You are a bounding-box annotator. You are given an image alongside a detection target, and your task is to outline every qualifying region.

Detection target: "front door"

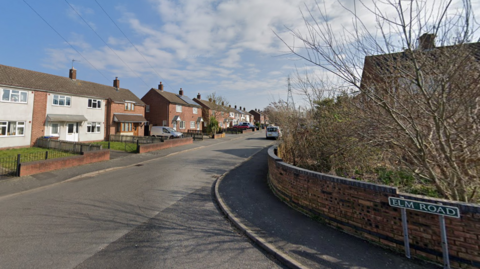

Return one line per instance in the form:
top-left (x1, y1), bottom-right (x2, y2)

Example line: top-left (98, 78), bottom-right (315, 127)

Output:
top-left (133, 124), bottom-right (139, 136)
top-left (66, 123), bottom-right (78, 141)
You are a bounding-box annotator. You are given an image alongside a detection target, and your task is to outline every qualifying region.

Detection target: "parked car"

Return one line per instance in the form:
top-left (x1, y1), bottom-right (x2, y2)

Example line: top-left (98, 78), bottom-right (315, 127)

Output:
top-left (150, 126), bottom-right (183, 138)
top-left (266, 126), bottom-right (281, 139)
top-left (233, 122), bottom-right (256, 130)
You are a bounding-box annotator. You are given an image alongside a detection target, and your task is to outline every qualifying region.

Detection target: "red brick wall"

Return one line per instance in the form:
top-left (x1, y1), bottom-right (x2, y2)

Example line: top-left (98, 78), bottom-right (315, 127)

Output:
top-left (268, 146), bottom-right (480, 269)
top-left (19, 149), bottom-right (110, 176)
top-left (31, 91), bottom-right (48, 146)
top-left (106, 101), bottom-right (145, 137)
top-left (137, 137), bottom-right (193, 153)
top-left (142, 89), bottom-right (170, 127)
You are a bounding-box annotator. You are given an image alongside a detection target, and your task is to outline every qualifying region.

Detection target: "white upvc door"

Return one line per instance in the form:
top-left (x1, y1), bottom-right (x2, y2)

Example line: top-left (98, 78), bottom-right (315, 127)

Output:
top-left (66, 123), bottom-right (78, 142)
top-left (172, 121), bottom-right (177, 130)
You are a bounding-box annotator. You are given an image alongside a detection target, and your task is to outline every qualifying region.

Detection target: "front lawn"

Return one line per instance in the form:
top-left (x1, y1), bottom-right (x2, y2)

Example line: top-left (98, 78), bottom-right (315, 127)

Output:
top-left (91, 141), bottom-right (138, 153)
top-left (0, 147), bottom-right (75, 161)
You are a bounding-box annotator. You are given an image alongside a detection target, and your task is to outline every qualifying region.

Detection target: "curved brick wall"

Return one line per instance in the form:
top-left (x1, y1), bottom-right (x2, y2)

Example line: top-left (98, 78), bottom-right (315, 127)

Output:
top-left (267, 146), bottom-right (480, 268)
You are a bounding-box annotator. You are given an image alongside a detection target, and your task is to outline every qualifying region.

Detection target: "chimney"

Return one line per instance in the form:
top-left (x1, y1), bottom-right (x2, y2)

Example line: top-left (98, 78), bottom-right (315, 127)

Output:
top-left (222, 102), bottom-right (224, 106)
top-left (213, 100), bottom-right (216, 104)
top-left (418, 33), bottom-right (436, 50)
top-left (235, 105), bottom-right (237, 109)
top-left (69, 68), bottom-right (76, 80)
top-left (243, 107), bottom-right (246, 111)
top-left (239, 106), bottom-right (242, 110)
top-left (113, 77), bottom-right (120, 89)
top-left (209, 98), bottom-right (213, 102)
top-left (197, 93), bottom-right (201, 99)
top-left (229, 105), bottom-right (231, 108)
top-left (158, 82), bottom-right (164, 91)
top-left (179, 88), bottom-right (184, 96)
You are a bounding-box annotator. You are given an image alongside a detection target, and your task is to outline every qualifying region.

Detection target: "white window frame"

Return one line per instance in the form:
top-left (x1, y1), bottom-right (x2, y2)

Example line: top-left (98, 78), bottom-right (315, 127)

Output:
top-left (88, 99), bottom-right (102, 109)
top-left (87, 122), bottom-right (101, 133)
top-left (0, 121), bottom-right (25, 137)
top-left (229, 112), bottom-right (234, 117)
top-left (176, 105), bottom-right (182, 112)
top-left (53, 95), bottom-right (71, 106)
top-left (124, 102), bottom-right (135, 111)
top-left (190, 121), bottom-right (195, 128)
top-left (51, 123), bottom-right (59, 136)
top-left (162, 120), bottom-right (167, 126)
top-left (193, 107), bottom-right (198, 114)
top-left (179, 121), bottom-right (185, 129)
top-left (1, 89), bottom-right (28, 103)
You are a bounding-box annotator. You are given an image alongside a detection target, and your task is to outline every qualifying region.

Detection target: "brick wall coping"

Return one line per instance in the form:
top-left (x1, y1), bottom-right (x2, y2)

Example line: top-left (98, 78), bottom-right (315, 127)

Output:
top-left (268, 145), bottom-right (480, 214)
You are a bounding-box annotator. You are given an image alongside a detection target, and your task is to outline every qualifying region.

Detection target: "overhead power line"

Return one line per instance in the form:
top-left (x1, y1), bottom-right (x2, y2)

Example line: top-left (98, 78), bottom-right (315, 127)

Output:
top-left (93, 0), bottom-right (172, 91)
top-left (22, 0), bottom-right (110, 82)
top-left (65, 0), bottom-right (150, 87)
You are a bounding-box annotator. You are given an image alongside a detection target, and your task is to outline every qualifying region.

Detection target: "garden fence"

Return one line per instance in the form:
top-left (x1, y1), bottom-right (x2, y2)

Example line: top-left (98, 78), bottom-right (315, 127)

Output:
top-left (36, 138), bottom-right (102, 153)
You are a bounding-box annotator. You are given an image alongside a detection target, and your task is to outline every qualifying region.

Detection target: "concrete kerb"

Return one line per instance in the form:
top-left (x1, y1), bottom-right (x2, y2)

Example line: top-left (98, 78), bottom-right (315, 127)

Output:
top-left (213, 146), bottom-right (307, 269)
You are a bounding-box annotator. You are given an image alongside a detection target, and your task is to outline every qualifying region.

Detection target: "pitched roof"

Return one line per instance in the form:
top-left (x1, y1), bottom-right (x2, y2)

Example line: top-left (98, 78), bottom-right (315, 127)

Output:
top-left (153, 89), bottom-right (201, 107)
top-left (0, 64), bottom-right (144, 105)
top-left (193, 98), bottom-right (229, 111)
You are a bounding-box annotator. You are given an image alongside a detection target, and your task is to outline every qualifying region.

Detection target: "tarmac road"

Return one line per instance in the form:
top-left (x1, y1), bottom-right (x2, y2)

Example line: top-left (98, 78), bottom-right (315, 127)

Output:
top-left (0, 131), bottom-right (281, 268)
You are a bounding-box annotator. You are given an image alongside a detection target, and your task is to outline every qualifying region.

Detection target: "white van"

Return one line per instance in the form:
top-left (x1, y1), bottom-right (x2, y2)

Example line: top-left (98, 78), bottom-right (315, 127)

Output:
top-left (150, 126), bottom-right (183, 138)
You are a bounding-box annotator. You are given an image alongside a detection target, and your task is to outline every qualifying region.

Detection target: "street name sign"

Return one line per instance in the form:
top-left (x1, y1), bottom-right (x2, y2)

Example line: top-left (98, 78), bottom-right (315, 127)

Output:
top-left (388, 197), bottom-right (460, 218)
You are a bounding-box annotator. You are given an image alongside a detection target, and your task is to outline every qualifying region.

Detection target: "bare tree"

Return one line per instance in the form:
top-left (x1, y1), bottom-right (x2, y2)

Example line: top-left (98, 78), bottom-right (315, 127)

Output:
top-left (279, 0), bottom-right (480, 202)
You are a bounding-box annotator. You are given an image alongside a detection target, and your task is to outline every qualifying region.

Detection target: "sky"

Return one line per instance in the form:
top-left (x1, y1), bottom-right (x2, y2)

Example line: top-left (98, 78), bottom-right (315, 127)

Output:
top-left (1, 0), bottom-right (478, 111)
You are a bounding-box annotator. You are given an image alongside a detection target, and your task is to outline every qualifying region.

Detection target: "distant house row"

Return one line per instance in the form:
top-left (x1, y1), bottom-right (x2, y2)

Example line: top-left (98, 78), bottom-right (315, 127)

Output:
top-left (0, 64), bottom-right (268, 149)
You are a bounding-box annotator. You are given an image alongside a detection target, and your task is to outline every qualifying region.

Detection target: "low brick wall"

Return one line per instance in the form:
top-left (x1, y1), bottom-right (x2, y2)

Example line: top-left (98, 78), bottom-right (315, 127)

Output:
top-left (267, 146), bottom-right (480, 268)
top-left (19, 150), bottom-right (110, 176)
top-left (212, 133), bottom-right (225, 139)
top-left (242, 129), bottom-right (253, 134)
top-left (137, 137), bottom-right (193, 153)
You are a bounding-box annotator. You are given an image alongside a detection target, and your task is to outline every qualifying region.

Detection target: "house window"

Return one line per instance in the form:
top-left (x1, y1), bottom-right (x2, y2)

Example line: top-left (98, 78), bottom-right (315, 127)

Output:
top-left (162, 120), bottom-right (167, 126)
top-left (121, 123), bottom-right (132, 132)
top-left (229, 112), bottom-right (234, 117)
top-left (125, 102), bottom-right (135, 111)
top-left (176, 105), bottom-right (182, 112)
top-left (88, 99), bottom-right (102, 109)
top-left (87, 122), bottom-right (101, 133)
top-left (146, 105), bottom-right (150, 113)
top-left (179, 121), bottom-right (185, 129)
top-left (190, 121), bottom-right (195, 128)
top-left (51, 123), bottom-right (59, 135)
top-left (0, 121), bottom-right (25, 136)
top-left (53, 95), bottom-right (71, 106)
top-left (1, 89), bottom-right (28, 103)
top-left (193, 107), bottom-right (198, 114)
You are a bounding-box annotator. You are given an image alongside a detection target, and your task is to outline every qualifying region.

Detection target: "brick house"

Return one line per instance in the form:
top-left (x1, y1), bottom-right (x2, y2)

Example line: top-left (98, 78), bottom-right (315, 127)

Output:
top-left (142, 83), bottom-right (203, 133)
top-left (193, 95), bottom-right (232, 129)
top-left (0, 64), bottom-right (145, 149)
top-left (249, 109), bottom-right (266, 125)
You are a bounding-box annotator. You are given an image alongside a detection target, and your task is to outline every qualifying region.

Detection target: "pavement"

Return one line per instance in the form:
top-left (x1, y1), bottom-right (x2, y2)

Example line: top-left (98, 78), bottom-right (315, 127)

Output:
top-left (215, 147), bottom-right (441, 269)
top-left (0, 133), bottom-right (442, 268)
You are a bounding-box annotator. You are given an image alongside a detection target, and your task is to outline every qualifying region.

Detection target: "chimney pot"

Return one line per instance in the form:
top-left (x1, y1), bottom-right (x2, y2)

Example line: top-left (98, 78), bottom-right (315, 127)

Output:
top-left (222, 101), bottom-right (224, 106)
top-left (158, 82), bottom-right (164, 91)
top-left (179, 88), bottom-right (183, 96)
top-left (235, 105), bottom-right (237, 109)
top-left (69, 68), bottom-right (76, 80)
top-left (229, 105), bottom-right (231, 108)
top-left (197, 93), bottom-right (201, 99)
top-left (113, 77), bottom-right (120, 90)
top-left (240, 106), bottom-right (242, 110)
top-left (243, 107), bottom-right (246, 111)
